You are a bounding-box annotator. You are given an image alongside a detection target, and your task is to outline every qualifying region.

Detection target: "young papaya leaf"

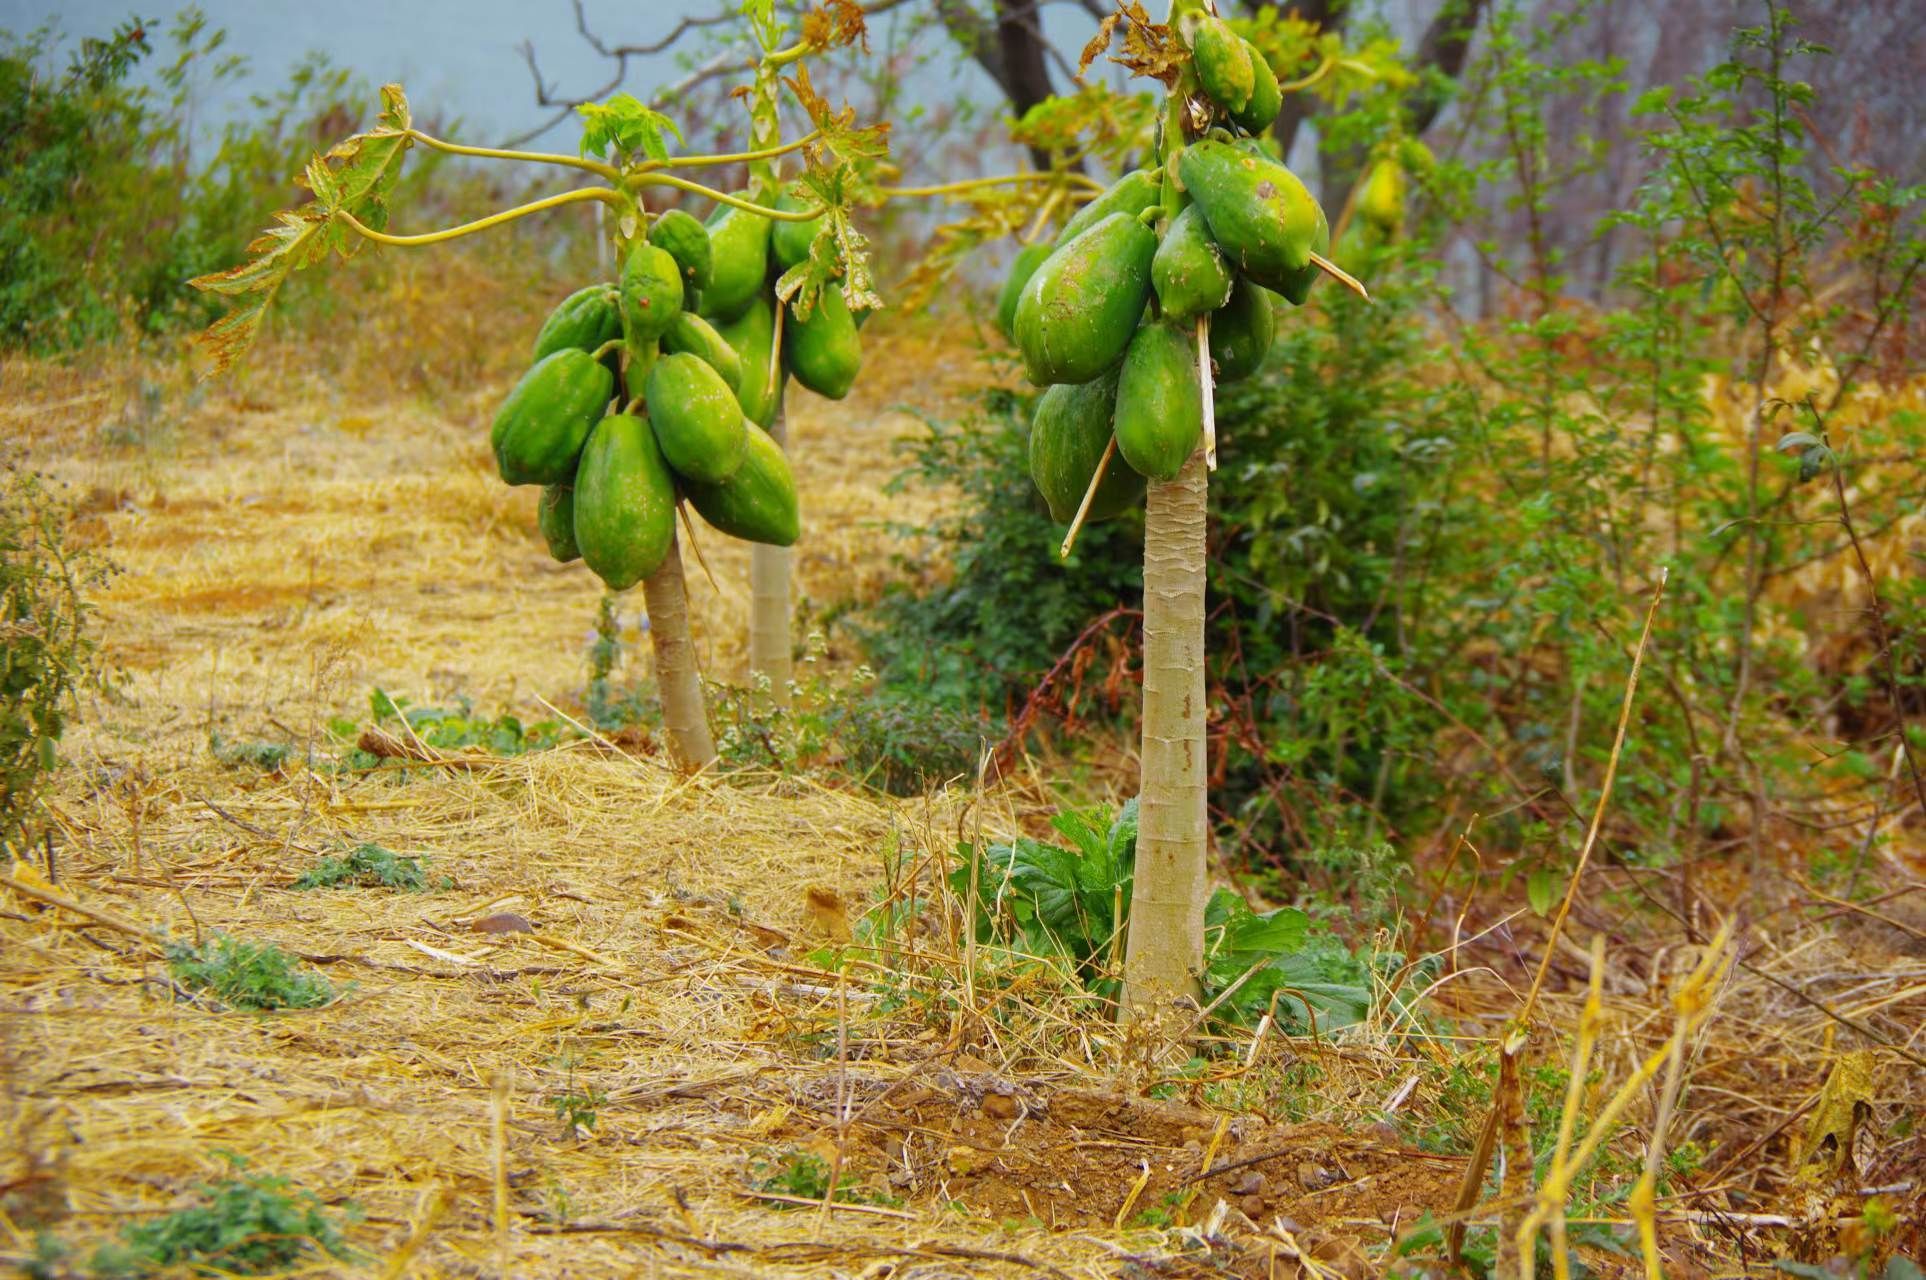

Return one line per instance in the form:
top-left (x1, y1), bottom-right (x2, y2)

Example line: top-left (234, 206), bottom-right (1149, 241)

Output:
top-left (577, 93), bottom-right (683, 164)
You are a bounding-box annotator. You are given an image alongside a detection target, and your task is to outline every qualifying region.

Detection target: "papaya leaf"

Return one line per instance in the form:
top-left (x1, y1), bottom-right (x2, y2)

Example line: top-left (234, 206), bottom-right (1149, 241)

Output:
top-left (1011, 86), bottom-right (1158, 172)
top-left (772, 64), bottom-right (889, 316)
top-left (578, 93), bottom-right (683, 163)
top-left (1078, 0), bottom-right (1181, 88)
top-left (189, 84), bottom-right (415, 373)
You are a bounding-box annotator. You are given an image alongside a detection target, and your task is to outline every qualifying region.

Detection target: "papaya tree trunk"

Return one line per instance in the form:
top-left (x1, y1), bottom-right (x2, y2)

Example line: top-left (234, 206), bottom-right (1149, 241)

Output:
top-left (747, 405), bottom-right (793, 706)
top-left (641, 536), bottom-right (718, 770)
top-left (1120, 448), bottom-right (1210, 1017)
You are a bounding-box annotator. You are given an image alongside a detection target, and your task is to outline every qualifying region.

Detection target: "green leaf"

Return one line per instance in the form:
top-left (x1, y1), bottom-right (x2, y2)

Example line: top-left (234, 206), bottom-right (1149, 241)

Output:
top-left (1526, 866), bottom-right (1558, 916)
top-left (577, 93), bottom-right (683, 163)
top-left (1774, 430), bottom-right (1821, 453)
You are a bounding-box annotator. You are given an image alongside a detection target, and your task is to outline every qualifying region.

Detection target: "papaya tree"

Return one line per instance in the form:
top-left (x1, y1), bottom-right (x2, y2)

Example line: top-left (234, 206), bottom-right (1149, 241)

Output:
top-left (189, 10), bottom-right (890, 770)
top-left (1001, 0), bottom-right (1366, 1017)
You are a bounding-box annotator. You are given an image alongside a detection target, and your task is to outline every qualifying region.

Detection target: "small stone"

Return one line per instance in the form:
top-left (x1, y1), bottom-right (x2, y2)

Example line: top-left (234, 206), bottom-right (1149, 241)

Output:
top-left (1240, 1194), bottom-right (1266, 1218)
top-left (982, 1093), bottom-right (1018, 1120)
top-left (1296, 1161), bottom-right (1337, 1190)
top-left (1231, 1170), bottom-right (1267, 1196)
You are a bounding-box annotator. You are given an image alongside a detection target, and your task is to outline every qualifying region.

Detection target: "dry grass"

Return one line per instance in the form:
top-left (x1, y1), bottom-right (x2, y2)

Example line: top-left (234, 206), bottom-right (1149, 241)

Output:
top-left (1, 299), bottom-right (1923, 1276)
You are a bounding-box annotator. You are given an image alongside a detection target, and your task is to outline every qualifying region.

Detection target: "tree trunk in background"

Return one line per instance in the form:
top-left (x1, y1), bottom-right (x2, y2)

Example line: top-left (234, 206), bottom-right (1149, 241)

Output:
top-left (748, 404), bottom-right (794, 707)
top-left (938, 0), bottom-right (1064, 169)
top-left (1121, 449), bottom-right (1210, 1018)
top-left (1408, 0), bottom-right (1490, 134)
top-left (642, 539), bottom-right (719, 771)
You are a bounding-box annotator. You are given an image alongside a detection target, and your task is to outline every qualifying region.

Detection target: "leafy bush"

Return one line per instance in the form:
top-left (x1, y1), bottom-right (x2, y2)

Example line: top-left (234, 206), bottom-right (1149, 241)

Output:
top-left (0, 10), bottom-right (436, 353)
top-left (0, 469), bottom-right (111, 854)
top-left (878, 5), bottom-right (1926, 910)
top-left (863, 389), bottom-right (1143, 718)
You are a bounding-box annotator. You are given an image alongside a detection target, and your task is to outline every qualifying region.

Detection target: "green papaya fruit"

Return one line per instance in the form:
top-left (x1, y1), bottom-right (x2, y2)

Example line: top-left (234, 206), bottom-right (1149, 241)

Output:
top-left (647, 209), bottom-right (714, 293)
top-left (644, 353), bottom-right (748, 484)
top-left (996, 243), bottom-right (1052, 342)
top-left (1274, 200), bottom-right (1330, 306)
top-left (1013, 212), bottom-right (1157, 386)
top-left (1208, 276), bottom-right (1274, 383)
top-left (1152, 204), bottom-right (1234, 321)
top-left (770, 187), bottom-right (821, 272)
top-left (1358, 158), bottom-right (1408, 235)
top-left (1115, 321), bottom-right (1203, 481)
top-left (699, 198), bottom-right (772, 321)
top-left (620, 243), bottom-right (685, 345)
top-left (491, 348), bottom-right (615, 487)
top-left (1029, 368), bottom-right (1145, 524)
top-left (785, 287), bottom-right (861, 400)
top-left (572, 413), bottom-right (677, 591)
top-left (681, 421), bottom-right (800, 547)
top-left (714, 293), bottom-right (782, 428)
top-left (661, 310), bottom-right (743, 395)
top-left (537, 484), bottom-right (580, 563)
top-left (1053, 168), bottom-right (1162, 250)
top-left (1231, 38), bottom-right (1281, 133)
top-left (531, 285), bottom-right (620, 362)
top-left (1191, 16), bottom-right (1253, 115)
top-left (1177, 139), bottom-right (1322, 292)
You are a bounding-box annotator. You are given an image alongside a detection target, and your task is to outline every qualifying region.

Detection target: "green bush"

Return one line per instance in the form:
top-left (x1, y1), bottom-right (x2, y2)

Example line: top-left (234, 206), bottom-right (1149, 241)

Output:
top-left (0, 10), bottom-right (396, 352)
top-left (875, 4), bottom-right (1926, 901)
top-left (1, 469), bottom-right (111, 855)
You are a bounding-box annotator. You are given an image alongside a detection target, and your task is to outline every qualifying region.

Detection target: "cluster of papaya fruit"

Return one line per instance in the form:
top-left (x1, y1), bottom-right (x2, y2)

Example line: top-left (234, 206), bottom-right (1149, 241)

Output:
top-left (491, 189), bottom-right (866, 592)
top-left (999, 13), bottom-right (1332, 524)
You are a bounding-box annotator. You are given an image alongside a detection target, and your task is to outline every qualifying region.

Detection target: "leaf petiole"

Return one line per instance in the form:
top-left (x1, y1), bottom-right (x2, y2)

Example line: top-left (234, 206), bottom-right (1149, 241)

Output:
top-left (404, 129), bottom-right (621, 182)
top-left (336, 187), bottom-right (627, 248)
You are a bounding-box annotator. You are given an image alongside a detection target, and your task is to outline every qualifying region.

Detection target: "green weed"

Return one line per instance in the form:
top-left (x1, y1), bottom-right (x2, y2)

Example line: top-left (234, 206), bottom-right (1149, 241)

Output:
top-left (290, 842), bottom-right (443, 892)
top-left (165, 934), bottom-right (335, 1011)
top-left (746, 1149), bottom-right (897, 1208)
top-left (80, 1154), bottom-right (360, 1270)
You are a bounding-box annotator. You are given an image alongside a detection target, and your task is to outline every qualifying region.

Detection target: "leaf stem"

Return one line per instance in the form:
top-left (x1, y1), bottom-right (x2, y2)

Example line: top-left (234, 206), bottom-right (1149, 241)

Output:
top-left (632, 173), bottom-right (817, 220)
top-left (405, 128), bottom-right (620, 182)
top-left (878, 171), bottom-right (1105, 199)
top-left (336, 187), bottom-right (626, 247)
top-left (635, 133), bottom-right (820, 174)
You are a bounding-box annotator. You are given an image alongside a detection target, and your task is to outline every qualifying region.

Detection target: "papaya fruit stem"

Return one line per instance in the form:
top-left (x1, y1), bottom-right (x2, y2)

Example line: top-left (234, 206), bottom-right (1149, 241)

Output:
top-left (632, 132), bottom-right (819, 175)
top-left (631, 173), bottom-right (817, 220)
top-left (1307, 251), bottom-right (1370, 299)
top-left (1197, 314), bottom-right (1217, 472)
top-left (765, 302), bottom-right (787, 410)
top-left (336, 187), bottom-right (624, 247)
top-left (590, 338), bottom-right (624, 362)
top-left (675, 502), bottom-right (722, 595)
top-left (1058, 434), bottom-right (1119, 560)
top-left (403, 128), bottom-right (620, 182)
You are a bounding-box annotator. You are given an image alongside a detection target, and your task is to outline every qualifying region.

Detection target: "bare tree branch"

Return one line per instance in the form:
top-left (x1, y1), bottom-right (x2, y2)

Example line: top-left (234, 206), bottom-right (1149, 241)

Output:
top-left (502, 0), bottom-right (919, 150)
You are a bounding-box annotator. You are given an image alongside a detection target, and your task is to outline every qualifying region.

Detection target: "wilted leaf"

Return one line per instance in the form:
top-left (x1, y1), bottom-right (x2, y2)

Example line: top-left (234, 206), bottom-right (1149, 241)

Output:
top-left (190, 84), bottom-right (414, 373)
